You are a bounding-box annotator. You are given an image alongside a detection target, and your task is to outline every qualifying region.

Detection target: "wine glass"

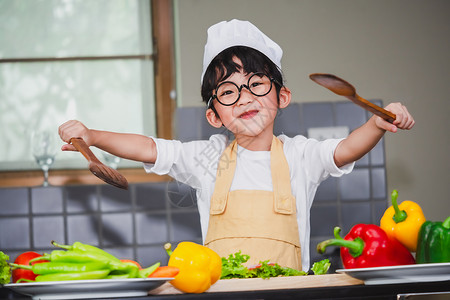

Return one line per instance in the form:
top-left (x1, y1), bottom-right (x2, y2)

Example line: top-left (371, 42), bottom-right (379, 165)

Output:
top-left (31, 130), bottom-right (57, 187)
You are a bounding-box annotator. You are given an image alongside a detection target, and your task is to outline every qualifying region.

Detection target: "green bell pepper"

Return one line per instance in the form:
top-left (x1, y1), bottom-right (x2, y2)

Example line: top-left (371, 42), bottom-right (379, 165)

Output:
top-left (416, 216), bottom-right (450, 264)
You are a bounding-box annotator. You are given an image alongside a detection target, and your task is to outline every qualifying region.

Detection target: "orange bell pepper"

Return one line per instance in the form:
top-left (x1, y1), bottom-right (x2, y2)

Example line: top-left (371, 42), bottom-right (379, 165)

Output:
top-left (164, 242), bottom-right (221, 293)
top-left (380, 190), bottom-right (426, 252)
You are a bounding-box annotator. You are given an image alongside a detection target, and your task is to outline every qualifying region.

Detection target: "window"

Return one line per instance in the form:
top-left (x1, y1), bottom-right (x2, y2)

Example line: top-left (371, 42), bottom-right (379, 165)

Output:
top-left (0, 0), bottom-right (175, 186)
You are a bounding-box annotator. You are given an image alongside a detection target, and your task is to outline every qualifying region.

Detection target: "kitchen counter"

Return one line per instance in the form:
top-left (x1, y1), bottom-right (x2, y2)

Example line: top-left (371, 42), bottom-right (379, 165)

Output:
top-left (1, 274), bottom-right (449, 300)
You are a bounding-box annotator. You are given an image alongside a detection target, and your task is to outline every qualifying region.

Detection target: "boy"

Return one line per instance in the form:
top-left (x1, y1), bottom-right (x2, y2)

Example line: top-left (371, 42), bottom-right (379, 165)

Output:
top-left (59, 19), bottom-right (414, 271)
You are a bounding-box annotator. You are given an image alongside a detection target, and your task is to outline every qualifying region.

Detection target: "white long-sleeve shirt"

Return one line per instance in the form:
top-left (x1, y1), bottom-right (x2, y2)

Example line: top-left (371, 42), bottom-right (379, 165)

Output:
top-left (144, 134), bottom-right (354, 271)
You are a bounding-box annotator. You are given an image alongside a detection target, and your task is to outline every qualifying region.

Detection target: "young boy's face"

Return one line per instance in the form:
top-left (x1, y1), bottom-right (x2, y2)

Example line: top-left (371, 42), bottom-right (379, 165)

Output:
top-left (206, 58), bottom-right (291, 140)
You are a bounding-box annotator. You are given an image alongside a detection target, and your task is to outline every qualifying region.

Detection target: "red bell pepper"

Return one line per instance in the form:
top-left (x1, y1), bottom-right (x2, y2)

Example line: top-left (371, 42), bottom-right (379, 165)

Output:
top-left (317, 225), bottom-right (415, 269)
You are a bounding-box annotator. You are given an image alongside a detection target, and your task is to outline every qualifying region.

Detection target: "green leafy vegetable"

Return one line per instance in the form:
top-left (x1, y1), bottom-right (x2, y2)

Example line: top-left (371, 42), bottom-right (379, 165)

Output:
top-left (221, 251), bottom-right (252, 279)
top-left (220, 251), bottom-right (307, 279)
top-left (311, 259), bottom-right (330, 275)
top-left (251, 260), bottom-right (307, 279)
top-left (0, 251), bottom-right (11, 284)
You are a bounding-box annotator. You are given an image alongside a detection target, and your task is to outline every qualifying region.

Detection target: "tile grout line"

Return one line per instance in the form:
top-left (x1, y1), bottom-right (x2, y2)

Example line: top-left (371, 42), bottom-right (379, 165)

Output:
top-left (28, 187), bottom-right (34, 249)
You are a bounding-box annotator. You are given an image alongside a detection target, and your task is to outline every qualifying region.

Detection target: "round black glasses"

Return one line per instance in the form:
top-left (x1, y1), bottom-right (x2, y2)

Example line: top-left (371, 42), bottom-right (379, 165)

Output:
top-left (207, 73), bottom-right (280, 108)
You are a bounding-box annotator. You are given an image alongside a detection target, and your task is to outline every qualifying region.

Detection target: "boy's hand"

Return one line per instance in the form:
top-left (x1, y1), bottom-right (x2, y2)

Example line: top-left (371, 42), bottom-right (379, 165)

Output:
top-left (58, 120), bottom-right (92, 151)
top-left (375, 102), bottom-right (415, 133)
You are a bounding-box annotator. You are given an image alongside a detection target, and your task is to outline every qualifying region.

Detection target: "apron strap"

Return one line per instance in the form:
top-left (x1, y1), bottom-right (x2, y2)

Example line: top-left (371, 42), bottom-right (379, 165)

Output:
top-left (271, 137), bottom-right (295, 214)
top-left (210, 139), bottom-right (238, 215)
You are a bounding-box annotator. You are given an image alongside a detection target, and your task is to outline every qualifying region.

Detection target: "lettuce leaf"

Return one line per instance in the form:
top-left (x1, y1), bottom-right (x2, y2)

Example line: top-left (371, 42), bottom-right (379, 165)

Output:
top-left (251, 260), bottom-right (307, 278)
top-left (311, 258), bottom-right (331, 275)
top-left (0, 251), bottom-right (11, 284)
top-left (220, 251), bottom-right (307, 279)
top-left (221, 251), bottom-right (252, 279)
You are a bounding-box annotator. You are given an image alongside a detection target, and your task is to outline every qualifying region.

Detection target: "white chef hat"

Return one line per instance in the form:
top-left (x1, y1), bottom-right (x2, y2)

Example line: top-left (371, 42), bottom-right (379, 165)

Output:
top-left (201, 19), bottom-right (283, 83)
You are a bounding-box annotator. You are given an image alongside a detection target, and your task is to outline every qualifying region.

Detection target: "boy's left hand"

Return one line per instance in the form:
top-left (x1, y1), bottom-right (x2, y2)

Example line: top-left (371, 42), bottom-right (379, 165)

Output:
top-left (375, 102), bottom-right (415, 133)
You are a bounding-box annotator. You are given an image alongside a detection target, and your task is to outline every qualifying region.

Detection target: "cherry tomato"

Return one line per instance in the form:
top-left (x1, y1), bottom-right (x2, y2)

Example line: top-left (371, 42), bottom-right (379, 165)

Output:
top-left (12, 251), bottom-right (48, 283)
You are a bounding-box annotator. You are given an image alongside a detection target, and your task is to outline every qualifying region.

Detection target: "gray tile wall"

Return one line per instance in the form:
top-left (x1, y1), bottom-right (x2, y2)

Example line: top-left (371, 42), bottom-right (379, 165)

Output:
top-left (0, 182), bottom-right (200, 268)
top-left (0, 101), bottom-right (388, 272)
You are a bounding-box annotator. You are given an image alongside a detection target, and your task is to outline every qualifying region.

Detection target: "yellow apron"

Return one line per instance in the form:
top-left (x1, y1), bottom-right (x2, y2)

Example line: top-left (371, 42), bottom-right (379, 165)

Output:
top-left (204, 136), bottom-right (302, 270)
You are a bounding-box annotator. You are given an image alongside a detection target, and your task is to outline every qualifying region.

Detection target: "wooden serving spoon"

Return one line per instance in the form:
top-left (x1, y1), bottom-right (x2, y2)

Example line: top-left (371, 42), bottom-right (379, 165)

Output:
top-left (309, 73), bottom-right (396, 123)
top-left (70, 138), bottom-right (128, 190)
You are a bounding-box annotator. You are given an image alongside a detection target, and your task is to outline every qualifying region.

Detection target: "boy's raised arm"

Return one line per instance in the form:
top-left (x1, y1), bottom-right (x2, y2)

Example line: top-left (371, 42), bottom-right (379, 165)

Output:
top-left (333, 102), bottom-right (414, 168)
top-left (58, 120), bottom-right (157, 164)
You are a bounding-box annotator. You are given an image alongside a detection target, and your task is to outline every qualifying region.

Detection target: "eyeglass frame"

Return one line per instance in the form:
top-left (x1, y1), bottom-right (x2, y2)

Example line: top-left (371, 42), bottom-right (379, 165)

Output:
top-left (207, 72), bottom-right (282, 108)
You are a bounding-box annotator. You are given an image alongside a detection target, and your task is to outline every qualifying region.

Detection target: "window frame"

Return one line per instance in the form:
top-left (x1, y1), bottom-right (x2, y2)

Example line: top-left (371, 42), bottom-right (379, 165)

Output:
top-left (0, 0), bottom-right (174, 188)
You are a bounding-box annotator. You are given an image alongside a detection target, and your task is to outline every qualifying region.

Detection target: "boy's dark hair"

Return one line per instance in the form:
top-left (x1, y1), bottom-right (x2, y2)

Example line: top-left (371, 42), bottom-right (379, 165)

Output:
top-left (201, 46), bottom-right (284, 106)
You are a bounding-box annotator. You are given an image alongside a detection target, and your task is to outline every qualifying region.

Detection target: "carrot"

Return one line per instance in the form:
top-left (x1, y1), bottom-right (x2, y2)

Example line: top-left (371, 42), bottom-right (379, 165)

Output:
top-left (120, 259), bottom-right (142, 269)
top-left (148, 266), bottom-right (179, 278)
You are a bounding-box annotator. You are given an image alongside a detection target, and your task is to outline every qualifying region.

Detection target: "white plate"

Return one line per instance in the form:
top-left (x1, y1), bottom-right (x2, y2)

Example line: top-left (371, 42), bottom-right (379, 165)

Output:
top-left (336, 262), bottom-right (450, 285)
top-left (3, 277), bottom-right (173, 300)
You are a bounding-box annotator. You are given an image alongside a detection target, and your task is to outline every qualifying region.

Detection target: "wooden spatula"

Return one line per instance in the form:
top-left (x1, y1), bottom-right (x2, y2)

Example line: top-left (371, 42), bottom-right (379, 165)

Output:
top-left (70, 138), bottom-right (128, 190)
top-left (309, 73), bottom-right (396, 123)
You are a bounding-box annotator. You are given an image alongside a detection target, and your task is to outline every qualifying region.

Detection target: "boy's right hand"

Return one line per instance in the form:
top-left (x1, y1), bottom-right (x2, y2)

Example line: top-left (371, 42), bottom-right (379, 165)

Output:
top-left (58, 120), bottom-right (93, 152)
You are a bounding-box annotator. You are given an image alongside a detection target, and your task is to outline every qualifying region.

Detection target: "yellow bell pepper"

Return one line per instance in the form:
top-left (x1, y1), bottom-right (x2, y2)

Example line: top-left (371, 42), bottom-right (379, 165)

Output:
top-left (380, 190), bottom-right (426, 252)
top-left (164, 242), bottom-right (222, 293)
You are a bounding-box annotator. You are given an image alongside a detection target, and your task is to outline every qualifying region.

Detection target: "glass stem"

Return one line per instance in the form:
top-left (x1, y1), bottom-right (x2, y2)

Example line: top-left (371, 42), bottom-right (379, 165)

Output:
top-left (42, 166), bottom-right (49, 187)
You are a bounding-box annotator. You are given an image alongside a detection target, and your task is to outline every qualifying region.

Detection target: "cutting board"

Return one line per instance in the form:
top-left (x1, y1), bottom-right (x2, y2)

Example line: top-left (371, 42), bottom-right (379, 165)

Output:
top-left (149, 274), bottom-right (364, 295)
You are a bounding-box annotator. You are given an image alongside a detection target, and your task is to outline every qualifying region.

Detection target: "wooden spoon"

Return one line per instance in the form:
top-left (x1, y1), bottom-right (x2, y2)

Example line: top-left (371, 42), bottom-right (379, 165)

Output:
top-left (309, 73), bottom-right (396, 123)
top-left (70, 138), bottom-right (128, 190)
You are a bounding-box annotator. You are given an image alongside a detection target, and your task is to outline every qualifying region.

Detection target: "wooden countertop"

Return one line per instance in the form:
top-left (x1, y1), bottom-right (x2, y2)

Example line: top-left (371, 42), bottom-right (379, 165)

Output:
top-left (2, 276), bottom-right (449, 300)
top-left (149, 273), bottom-right (364, 295)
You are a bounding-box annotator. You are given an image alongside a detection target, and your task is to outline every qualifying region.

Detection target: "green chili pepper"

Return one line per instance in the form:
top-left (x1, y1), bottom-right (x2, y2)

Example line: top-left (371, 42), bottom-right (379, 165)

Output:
top-left (106, 274), bottom-right (131, 279)
top-left (35, 269), bottom-right (109, 282)
top-left (416, 216), bottom-right (450, 264)
top-left (106, 262), bottom-right (157, 279)
top-left (107, 261), bottom-right (139, 278)
top-left (30, 250), bottom-right (111, 265)
top-left (51, 241), bottom-right (120, 262)
top-left (138, 262), bottom-right (160, 278)
top-left (32, 250), bottom-right (139, 276)
top-left (10, 262), bottom-right (108, 275)
top-left (16, 278), bottom-right (34, 283)
top-left (27, 241), bottom-right (143, 279)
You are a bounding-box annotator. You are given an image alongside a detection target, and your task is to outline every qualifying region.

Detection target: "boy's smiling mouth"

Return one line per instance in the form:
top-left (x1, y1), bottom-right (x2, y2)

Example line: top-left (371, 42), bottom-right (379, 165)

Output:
top-left (238, 110), bottom-right (259, 119)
